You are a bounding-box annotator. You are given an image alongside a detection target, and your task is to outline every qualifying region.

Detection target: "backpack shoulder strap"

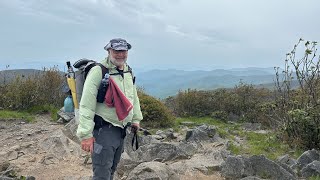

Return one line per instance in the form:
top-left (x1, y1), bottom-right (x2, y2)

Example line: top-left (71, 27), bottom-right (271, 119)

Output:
top-left (106, 65), bottom-right (136, 84)
top-left (83, 62), bottom-right (98, 79)
top-left (127, 65), bottom-right (136, 85)
top-left (127, 65), bottom-right (132, 72)
top-left (98, 63), bottom-right (109, 79)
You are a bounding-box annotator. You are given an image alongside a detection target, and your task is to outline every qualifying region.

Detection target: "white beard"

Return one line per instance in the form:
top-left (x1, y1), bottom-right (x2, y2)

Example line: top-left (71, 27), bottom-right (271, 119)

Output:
top-left (109, 55), bottom-right (127, 67)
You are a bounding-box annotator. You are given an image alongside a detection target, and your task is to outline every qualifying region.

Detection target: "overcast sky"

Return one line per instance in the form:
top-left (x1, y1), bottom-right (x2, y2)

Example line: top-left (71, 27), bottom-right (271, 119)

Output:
top-left (0, 0), bottom-right (319, 71)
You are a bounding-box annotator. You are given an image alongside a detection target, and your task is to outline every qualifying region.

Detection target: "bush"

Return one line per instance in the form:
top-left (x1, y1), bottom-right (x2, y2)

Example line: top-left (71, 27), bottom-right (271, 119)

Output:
top-left (172, 89), bottom-right (213, 117)
top-left (211, 110), bottom-right (228, 122)
top-left (138, 90), bottom-right (175, 128)
top-left (0, 66), bottom-right (66, 110)
top-left (164, 84), bottom-right (273, 125)
top-left (274, 39), bottom-right (320, 150)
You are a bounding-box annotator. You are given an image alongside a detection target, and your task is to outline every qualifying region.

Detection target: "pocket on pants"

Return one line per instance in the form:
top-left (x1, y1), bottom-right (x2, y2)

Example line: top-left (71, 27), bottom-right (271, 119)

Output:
top-left (92, 148), bottom-right (108, 166)
top-left (93, 142), bottom-right (103, 154)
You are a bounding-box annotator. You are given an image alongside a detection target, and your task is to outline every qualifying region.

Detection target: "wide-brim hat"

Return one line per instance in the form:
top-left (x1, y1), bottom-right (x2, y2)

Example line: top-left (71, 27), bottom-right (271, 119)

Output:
top-left (104, 38), bottom-right (132, 51)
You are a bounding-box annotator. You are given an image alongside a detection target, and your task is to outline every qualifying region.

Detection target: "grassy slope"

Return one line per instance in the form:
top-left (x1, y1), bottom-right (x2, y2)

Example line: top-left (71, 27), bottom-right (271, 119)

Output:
top-left (0, 105), bottom-right (60, 122)
top-left (0, 110), bottom-right (34, 122)
top-left (172, 117), bottom-right (302, 160)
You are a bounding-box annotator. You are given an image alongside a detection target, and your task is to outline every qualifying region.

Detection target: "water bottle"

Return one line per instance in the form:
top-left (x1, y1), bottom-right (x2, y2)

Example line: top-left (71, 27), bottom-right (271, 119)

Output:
top-left (64, 95), bottom-right (74, 112)
top-left (97, 73), bottom-right (110, 103)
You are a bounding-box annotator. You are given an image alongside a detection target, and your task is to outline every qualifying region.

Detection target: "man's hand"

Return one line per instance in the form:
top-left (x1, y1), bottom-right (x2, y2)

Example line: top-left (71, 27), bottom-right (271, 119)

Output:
top-left (81, 137), bottom-right (95, 153)
top-left (131, 123), bottom-right (140, 133)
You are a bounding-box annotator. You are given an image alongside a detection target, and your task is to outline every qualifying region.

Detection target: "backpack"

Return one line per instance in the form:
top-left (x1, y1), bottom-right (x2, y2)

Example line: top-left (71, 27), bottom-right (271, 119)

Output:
top-left (72, 59), bottom-right (142, 150)
top-left (72, 58), bottom-right (135, 107)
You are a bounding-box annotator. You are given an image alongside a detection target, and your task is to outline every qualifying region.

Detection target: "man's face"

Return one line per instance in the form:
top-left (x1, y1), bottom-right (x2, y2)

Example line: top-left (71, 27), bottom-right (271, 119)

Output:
top-left (109, 49), bottom-right (128, 67)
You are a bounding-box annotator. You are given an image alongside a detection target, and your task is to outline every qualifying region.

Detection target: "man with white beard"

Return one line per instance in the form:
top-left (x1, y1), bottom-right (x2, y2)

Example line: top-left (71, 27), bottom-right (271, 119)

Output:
top-left (76, 38), bottom-right (143, 180)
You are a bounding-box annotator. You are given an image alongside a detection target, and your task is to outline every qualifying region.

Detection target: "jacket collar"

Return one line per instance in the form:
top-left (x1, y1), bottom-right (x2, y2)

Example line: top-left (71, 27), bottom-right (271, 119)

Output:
top-left (101, 56), bottom-right (128, 72)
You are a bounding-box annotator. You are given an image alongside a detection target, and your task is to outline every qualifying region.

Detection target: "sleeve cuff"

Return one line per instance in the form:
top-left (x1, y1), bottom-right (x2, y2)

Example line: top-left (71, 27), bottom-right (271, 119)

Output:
top-left (78, 134), bottom-right (93, 141)
top-left (132, 119), bottom-right (141, 124)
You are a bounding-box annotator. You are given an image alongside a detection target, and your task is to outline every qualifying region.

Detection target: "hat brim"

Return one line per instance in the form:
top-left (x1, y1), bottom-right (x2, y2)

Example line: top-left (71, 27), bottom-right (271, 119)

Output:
top-left (104, 42), bottom-right (131, 51)
top-left (112, 46), bottom-right (129, 51)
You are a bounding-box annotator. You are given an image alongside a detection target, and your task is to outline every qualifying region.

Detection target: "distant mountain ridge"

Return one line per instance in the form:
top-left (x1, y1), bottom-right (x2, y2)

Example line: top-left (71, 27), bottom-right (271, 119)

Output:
top-left (1, 67), bottom-right (279, 98)
top-left (0, 69), bottom-right (43, 83)
top-left (135, 67), bottom-right (278, 98)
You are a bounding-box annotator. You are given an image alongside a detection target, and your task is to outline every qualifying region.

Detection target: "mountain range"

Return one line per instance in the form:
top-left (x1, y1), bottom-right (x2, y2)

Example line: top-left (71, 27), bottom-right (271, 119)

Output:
top-left (0, 67), bottom-right (279, 99)
top-left (135, 67), bottom-right (277, 98)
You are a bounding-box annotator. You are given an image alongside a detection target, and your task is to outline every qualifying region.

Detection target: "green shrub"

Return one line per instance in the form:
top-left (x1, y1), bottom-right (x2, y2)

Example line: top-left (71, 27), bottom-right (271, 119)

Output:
top-left (0, 66), bottom-right (65, 110)
top-left (164, 84), bottom-right (273, 125)
top-left (211, 110), bottom-right (228, 122)
top-left (174, 89), bottom-right (213, 117)
top-left (0, 110), bottom-right (34, 122)
top-left (138, 90), bottom-right (175, 128)
top-left (274, 39), bottom-right (320, 150)
top-left (27, 104), bottom-right (60, 121)
top-left (309, 175), bottom-right (320, 180)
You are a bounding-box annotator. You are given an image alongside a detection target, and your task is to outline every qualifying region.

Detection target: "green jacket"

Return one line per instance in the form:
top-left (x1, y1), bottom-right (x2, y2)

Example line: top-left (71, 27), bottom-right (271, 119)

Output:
top-left (76, 57), bottom-right (143, 140)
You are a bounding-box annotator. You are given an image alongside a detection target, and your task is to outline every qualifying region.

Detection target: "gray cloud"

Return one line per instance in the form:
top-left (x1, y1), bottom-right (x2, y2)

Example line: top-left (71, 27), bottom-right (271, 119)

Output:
top-left (0, 0), bottom-right (319, 71)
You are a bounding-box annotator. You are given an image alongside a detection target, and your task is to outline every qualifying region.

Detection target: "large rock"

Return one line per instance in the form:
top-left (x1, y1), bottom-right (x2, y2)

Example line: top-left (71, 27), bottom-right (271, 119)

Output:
top-left (186, 124), bottom-right (217, 142)
top-left (127, 133), bottom-right (160, 148)
top-left (249, 155), bottom-right (297, 180)
top-left (301, 160), bottom-right (320, 178)
top-left (57, 108), bottom-right (75, 122)
top-left (169, 151), bottom-right (224, 176)
top-left (39, 129), bottom-right (81, 160)
top-left (277, 154), bottom-right (297, 168)
top-left (126, 161), bottom-right (179, 180)
top-left (221, 155), bottom-right (254, 179)
top-left (221, 155), bottom-right (297, 180)
top-left (177, 142), bottom-right (199, 157)
top-left (297, 149), bottom-right (320, 169)
top-left (62, 118), bottom-right (80, 144)
top-left (116, 152), bottom-right (140, 178)
top-left (125, 131), bottom-right (198, 163)
top-left (128, 142), bottom-right (198, 162)
top-left (124, 133), bottom-right (160, 156)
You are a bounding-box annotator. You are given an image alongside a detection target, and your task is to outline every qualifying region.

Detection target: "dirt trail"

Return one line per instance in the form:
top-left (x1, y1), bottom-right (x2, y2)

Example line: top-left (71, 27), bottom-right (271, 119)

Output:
top-left (0, 114), bottom-right (91, 180)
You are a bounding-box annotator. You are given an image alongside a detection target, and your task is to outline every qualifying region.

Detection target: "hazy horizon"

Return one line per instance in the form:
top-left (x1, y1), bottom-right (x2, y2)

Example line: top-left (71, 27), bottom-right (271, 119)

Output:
top-left (0, 62), bottom-right (278, 73)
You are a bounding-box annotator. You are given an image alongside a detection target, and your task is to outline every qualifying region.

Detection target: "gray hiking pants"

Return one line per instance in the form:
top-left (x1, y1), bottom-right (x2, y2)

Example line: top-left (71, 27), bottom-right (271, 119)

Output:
top-left (92, 124), bottom-right (125, 180)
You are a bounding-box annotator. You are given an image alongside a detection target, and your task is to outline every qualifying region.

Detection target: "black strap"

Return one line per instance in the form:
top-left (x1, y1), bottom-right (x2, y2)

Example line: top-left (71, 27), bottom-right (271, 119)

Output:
top-left (109, 71), bottom-right (132, 76)
top-left (98, 64), bottom-right (108, 79)
top-left (132, 131), bottom-right (139, 151)
top-left (98, 64), bottom-right (135, 84)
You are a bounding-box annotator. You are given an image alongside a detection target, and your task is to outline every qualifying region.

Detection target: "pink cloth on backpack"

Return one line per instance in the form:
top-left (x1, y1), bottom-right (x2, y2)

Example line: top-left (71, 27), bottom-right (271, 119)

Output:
top-left (104, 77), bottom-right (133, 121)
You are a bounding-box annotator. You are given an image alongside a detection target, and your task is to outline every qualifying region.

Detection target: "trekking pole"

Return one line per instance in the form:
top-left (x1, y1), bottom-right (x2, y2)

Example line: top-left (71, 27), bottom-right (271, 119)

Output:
top-left (66, 61), bottom-right (78, 109)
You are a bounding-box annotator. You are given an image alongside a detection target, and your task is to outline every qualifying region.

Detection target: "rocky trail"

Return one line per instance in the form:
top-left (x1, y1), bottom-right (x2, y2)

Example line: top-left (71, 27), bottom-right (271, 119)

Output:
top-left (1, 113), bottom-right (320, 180)
top-left (0, 114), bottom-right (226, 180)
top-left (0, 114), bottom-right (92, 179)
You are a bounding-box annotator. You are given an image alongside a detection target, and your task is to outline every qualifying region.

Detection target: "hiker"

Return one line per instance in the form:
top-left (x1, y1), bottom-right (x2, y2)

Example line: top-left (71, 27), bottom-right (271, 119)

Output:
top-left (76, 38), bottom-right (143, 180)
